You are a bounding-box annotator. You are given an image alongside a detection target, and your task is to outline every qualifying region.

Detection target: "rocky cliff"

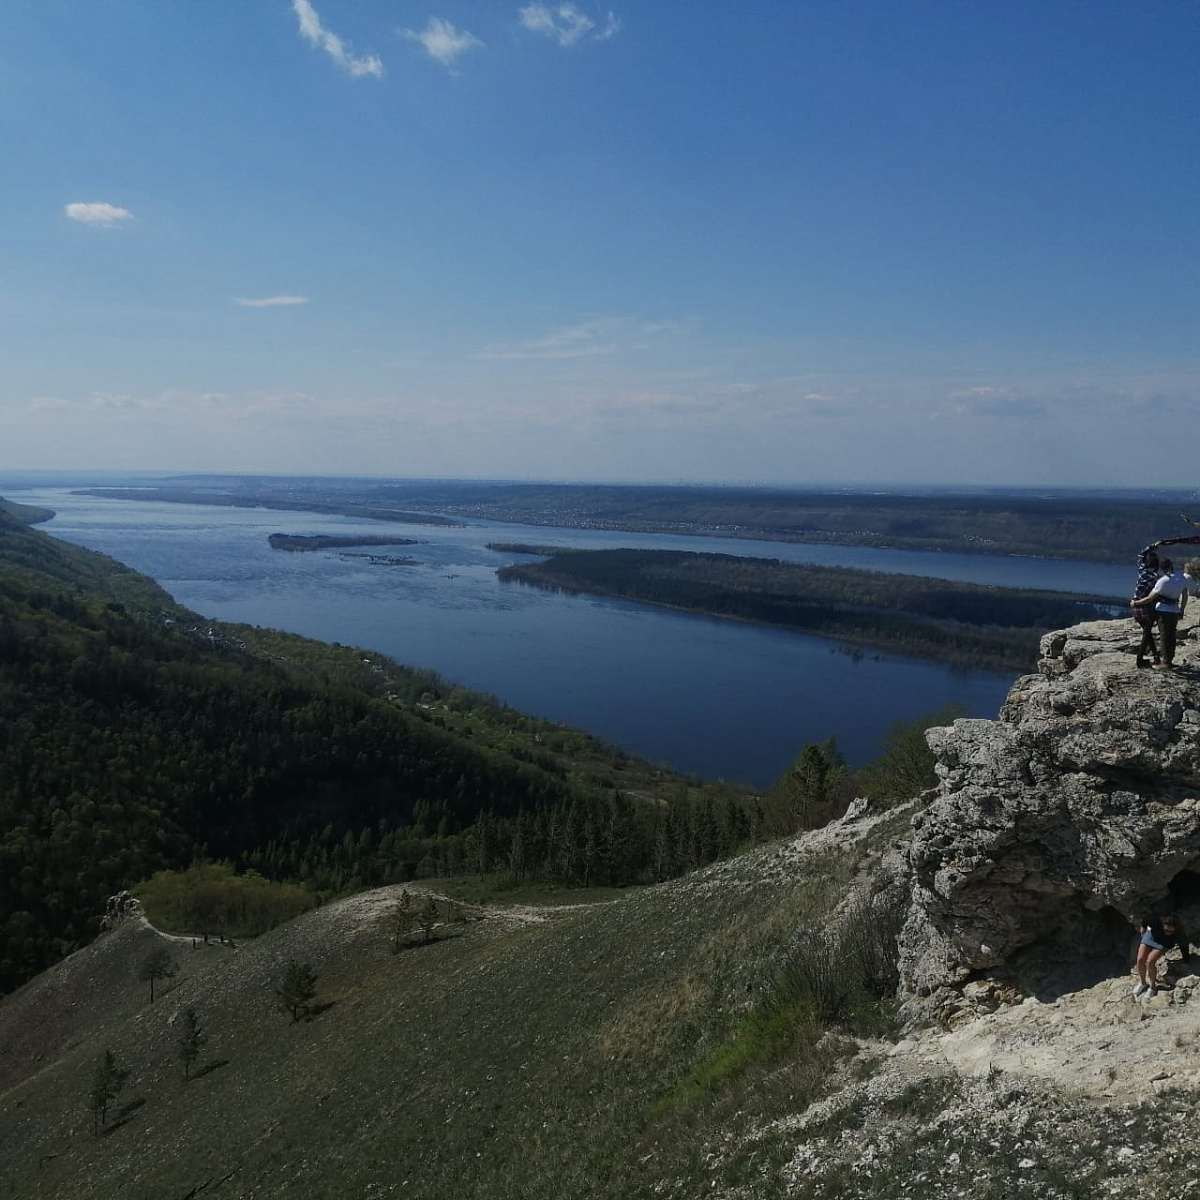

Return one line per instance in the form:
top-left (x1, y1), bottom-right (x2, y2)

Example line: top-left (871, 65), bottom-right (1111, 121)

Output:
top-left (899, 612), bottom-right (1200, 1002)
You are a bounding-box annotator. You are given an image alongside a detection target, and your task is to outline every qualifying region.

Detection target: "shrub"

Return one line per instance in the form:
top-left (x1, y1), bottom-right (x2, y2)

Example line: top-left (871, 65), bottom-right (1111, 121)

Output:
top-left (771, 891), bottom-right (903, 1033)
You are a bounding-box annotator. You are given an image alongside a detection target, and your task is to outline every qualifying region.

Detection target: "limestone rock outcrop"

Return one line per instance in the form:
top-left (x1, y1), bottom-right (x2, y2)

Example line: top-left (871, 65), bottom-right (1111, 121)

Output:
top-left (899, 614), bottom-right (1200, 997)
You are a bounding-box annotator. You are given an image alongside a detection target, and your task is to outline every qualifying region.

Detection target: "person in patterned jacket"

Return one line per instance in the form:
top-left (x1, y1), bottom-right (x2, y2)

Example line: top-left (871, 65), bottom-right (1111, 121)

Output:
top-left (1131, 526), bottom-right (1200, 668)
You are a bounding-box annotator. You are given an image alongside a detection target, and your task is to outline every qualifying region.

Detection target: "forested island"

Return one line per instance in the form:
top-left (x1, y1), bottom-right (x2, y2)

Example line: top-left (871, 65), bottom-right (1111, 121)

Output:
top-left (268, 533), bottom-right (420, 552)
top-left (485, 541), bottom-right (578, 556)
top-left (498, 548), bottom-right (1116, 670)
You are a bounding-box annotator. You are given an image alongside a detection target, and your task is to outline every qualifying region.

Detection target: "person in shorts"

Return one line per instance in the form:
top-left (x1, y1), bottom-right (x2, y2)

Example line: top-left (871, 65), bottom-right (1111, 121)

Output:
top-left (1134, 913), bottom-right (1190, 996)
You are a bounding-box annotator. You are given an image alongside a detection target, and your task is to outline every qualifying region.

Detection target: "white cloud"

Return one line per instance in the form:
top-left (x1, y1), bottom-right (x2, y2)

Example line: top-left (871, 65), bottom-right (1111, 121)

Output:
top-left (292, 0), bottom-right (383, 78)
top-left (401, 18), bottom-right (484, 69)
top-left (64, 202), bottom-right (133, 227)
top-left (595, 11), bottom-right (621, 40)
top-left (233, 295), bottom-right (311, 308)
top-left (518, 4), bottom-right (619, 46)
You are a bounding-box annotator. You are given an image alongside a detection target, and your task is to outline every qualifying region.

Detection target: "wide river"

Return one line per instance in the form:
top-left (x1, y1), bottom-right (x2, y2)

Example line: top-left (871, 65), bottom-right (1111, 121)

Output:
top-left (11, 488), bottom-right (1134, 789)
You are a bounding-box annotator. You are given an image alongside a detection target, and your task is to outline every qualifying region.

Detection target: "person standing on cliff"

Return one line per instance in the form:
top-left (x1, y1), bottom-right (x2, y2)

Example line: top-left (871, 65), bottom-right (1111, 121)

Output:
top-left (1131, 522), bottom-right (1200, 668)
top-left (1132, 542), bottom-right (1164, 668)
top-left (1133, 558), bottom-right (1189, 670)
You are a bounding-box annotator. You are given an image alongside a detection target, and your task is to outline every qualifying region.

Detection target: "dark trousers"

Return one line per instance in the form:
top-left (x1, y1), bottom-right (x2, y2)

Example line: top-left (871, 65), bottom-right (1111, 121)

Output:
top-left (1158, 611), bottom-right (1181, 666)
top-left (1135, 610), bottom-right (1159, 664)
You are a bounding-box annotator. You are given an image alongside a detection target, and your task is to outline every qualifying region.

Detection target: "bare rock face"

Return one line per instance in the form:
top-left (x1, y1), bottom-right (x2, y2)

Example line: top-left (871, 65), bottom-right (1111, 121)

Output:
top-left (899, 615), bottom-right (1200, 997)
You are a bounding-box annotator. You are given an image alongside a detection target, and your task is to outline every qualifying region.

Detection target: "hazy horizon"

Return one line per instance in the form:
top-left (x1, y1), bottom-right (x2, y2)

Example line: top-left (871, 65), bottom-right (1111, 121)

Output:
top-left (5, 469), bottom-right (1199, 503)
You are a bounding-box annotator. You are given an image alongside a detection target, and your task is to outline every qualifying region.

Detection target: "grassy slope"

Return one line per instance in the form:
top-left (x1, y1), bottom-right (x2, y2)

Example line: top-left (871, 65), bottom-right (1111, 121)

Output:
top-left (0, 823), bottom-right (886, 1200)
top-left (11, 810), bottom-right (1197, 1200)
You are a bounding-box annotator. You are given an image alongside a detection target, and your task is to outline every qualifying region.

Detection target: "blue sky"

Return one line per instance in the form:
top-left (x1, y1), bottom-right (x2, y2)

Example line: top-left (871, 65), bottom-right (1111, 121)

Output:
top-left (3, 1), bottom-right (1198, 487)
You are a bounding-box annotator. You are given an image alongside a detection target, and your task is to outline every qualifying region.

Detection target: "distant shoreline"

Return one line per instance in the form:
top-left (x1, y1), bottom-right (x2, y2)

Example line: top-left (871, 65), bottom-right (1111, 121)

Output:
top-left (75, 488), bottom-right (463, 529)
top-left (65, 479), bottom-right (1200, 567)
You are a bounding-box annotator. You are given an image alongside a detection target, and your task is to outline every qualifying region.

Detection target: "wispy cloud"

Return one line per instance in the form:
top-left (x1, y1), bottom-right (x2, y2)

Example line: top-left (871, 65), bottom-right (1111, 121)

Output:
top-left (518, 4), bottom-right (620, 46)
top-left (594, 11), bottom-right (622, 41)
top-left (234, 295), bottom-right (311, 308)
top-left (401, 17), bottom-right (484, 69)
top-left (477, 318), bottom-right (677, 361)
top-left (64, 202), bottom-right (133, 227)
top-left (948, 385), bottom-right (1046, 418)
top-left (949, 385), bottom-right (1010, 400)
top-left (293, 0), bottom-right (383, 78)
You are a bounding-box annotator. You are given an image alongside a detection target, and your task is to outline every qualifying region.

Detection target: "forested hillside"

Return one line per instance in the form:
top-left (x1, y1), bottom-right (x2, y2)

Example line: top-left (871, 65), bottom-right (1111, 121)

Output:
top-left (0, 508), bottom-right (754, 993)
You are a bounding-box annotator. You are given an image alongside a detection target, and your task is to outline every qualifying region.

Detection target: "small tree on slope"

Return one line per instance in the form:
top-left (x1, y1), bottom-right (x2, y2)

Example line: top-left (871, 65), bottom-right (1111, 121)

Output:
top-left (275, 959), bottom-right (318, 1022)
top-left (89, 1049), bottom-right (128, 1135)
top-left (177, 1007), bottom-right (206, 1080)
top-left (138, 947), bottom-right (178, 1003)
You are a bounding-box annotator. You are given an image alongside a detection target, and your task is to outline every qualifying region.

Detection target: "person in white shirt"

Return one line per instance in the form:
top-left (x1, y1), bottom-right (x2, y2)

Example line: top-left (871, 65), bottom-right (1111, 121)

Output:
top-left (1132, 558), bottom-right (1189, 669)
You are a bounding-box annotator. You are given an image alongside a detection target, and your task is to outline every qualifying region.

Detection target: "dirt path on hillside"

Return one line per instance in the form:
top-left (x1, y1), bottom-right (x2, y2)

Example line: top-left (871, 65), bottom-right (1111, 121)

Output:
top-left (326, 882), bottom-right (620, 933)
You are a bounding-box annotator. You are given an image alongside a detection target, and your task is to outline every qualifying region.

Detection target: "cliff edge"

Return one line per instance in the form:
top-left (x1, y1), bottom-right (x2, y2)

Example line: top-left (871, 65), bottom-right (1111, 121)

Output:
top-left (900, 611), bottom-right (1200, 1003)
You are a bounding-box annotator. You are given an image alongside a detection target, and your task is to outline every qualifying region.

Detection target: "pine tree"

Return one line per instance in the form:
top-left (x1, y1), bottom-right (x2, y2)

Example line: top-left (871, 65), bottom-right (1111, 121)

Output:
top-left (138, 947), bottom-right (177, 1003)
top-left (89, 1049), bottom-right (128, 1134)
top-left (391, 889), bottom-right (415, 953)
top-left (475, 810), bottom-right (494, 879)
top-left (177, 1007), bottom-right (205, 1080)
top-left (275, 959), bottom-right (318, 1022)
top-left (509, 811), bottom-right (528, 884)
top-left (419, 895), bottom-right (440, 944)
top-left (784, 737), bottom-right (848, 831)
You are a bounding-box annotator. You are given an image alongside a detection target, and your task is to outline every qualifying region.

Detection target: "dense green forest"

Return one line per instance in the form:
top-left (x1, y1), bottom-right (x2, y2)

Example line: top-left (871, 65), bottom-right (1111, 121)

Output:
top-left (498, 548), bottom-right (1115, 670)
top-left (84, 476), bottom-right (1200, 563)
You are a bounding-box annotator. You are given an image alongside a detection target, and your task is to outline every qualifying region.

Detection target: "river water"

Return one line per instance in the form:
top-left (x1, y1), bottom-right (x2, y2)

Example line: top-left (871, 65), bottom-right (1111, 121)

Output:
top-left (10, 488), bottom-right (1135, 788)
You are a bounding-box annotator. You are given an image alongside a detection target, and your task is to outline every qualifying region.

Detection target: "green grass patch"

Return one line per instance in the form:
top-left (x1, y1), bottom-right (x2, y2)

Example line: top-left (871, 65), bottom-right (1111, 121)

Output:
top-left (649, 1005), bottom-right (825, 1116)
